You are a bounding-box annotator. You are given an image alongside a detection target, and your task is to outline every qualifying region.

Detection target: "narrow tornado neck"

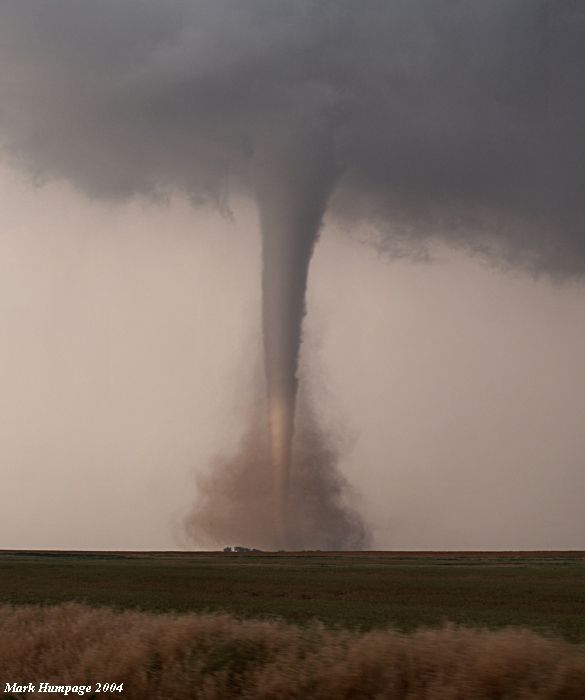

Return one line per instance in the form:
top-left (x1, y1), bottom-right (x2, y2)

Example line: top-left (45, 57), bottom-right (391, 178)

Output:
top-left (260, 201), bottom-right (317, 548)
top-left (254, 125), bottom-right (336, 549)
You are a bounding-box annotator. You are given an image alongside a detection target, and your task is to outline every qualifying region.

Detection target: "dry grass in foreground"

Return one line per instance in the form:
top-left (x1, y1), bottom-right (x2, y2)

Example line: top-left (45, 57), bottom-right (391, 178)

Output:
top-left (1, 603), bottom-right (584, 699)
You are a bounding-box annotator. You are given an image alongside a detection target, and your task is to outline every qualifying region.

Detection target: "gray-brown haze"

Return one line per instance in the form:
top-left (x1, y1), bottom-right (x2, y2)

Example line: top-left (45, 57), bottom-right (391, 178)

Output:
top-left (2, 172), bottom-right (585, 550)
top-left (0, 2), bottom-right (584, 550)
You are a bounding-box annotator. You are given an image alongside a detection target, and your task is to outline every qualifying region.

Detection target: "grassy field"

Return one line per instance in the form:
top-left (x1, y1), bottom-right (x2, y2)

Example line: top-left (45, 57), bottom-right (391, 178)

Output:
top-left (2, 602), bottom-right (585, 699)
top-left (1, 550), bottom-right (584, 642)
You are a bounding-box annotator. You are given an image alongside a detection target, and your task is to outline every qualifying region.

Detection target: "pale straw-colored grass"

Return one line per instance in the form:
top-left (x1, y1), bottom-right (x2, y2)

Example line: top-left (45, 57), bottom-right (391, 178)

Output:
top-left (1, 603), bottom-right (584, 699)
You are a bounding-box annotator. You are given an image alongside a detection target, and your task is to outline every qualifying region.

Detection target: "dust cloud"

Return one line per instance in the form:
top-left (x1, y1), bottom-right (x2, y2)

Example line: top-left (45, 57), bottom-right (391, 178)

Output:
top-left (186, 397), bottom-right (369, 551)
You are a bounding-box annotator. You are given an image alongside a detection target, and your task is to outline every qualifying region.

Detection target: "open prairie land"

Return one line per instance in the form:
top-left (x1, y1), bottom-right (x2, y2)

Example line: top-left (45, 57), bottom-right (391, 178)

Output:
top-left (2, 602), bottom-right (585, 699)
top-left (1, 550), bottom-right (584, 641)
top-left (2, 552), bottom-right (585, 698)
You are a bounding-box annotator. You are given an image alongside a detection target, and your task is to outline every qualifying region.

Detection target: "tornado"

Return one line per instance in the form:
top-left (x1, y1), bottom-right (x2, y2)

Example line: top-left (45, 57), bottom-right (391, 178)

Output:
top-left (1, 2), bottom-right (583, 551)
top-left (254, 125), bottom-right (337, 546)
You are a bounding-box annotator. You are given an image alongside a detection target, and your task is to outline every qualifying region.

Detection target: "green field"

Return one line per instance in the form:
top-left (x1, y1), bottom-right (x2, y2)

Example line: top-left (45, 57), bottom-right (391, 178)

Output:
top-left (1, 550), bottom-right (584, 642)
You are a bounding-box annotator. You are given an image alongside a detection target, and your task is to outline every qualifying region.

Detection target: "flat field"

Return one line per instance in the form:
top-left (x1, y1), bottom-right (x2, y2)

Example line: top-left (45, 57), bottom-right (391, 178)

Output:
top-left (1, 550), bottom-right (584, 642)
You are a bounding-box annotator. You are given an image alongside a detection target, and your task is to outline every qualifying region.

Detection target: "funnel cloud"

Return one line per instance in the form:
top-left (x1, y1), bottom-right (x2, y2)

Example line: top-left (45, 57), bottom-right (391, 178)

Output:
top-left (0, 1), bottom-right (583, 549)
top-left (254, 124), bottom-right (337, 544)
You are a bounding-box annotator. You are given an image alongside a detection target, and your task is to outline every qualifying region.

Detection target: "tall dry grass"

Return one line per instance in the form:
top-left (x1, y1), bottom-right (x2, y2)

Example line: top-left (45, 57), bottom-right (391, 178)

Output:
top-left (1, 603), bottom-right (584, 699)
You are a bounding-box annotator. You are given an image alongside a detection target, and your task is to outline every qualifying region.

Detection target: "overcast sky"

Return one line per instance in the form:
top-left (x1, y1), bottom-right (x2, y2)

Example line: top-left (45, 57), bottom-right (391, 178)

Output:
top-left (1, 165), bottom-right (584, 550)
top-left (1, 2), bottom-right (584, 550)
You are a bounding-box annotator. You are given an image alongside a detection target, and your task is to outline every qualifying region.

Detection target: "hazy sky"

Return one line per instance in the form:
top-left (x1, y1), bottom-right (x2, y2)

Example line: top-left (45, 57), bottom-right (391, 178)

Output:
top-left (1, 164), bottom-right (584, 550)
top-left (1, 2), bottom-right (584, 551)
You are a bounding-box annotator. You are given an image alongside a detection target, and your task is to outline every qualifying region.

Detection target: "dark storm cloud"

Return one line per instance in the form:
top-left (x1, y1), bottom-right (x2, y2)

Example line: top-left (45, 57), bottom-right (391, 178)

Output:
top-left (2, 1), bottom-right (584, 550)
top-left (1, 0), bottom-right (583, 275)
